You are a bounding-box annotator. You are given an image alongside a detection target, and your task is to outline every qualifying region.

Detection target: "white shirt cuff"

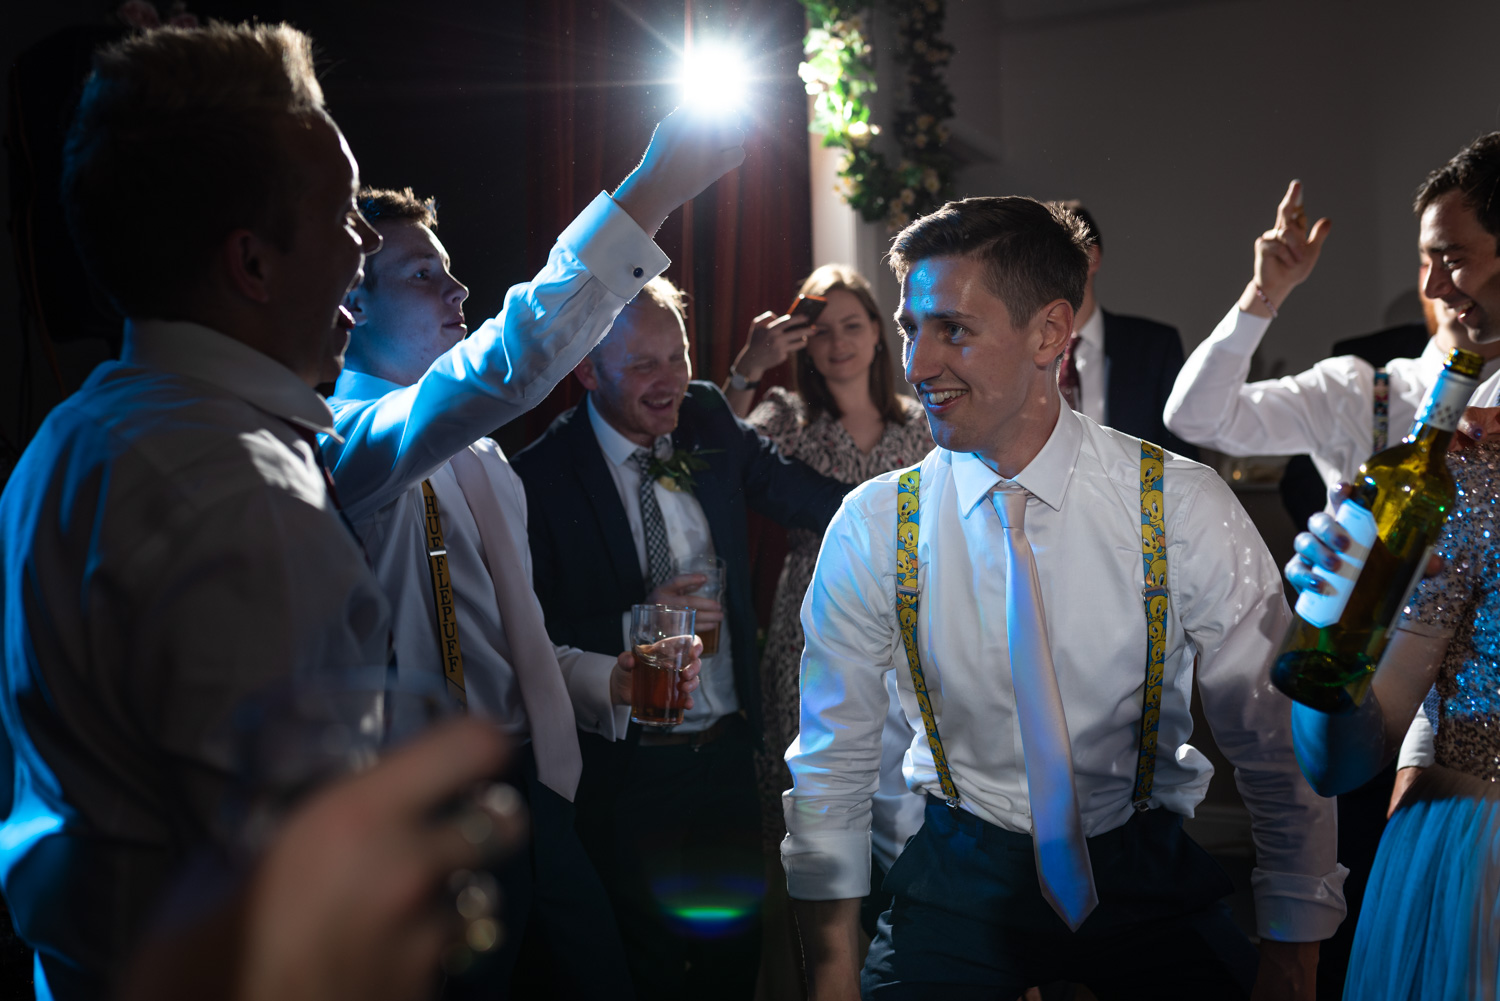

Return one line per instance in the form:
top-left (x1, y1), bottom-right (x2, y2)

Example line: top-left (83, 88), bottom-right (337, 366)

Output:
top-left (1397, 711), bottom-right (1436, 770)
top-left (1250, 864), bottom-right (1349, 942)
top-left (560, 192), bottom-right (671, 301)
top-left (563, 648), bottom-right (628, 741)
top-left (1206, 306), bottom-right (1273, 357)
top-left (781, 829), bottom-right (874, 900)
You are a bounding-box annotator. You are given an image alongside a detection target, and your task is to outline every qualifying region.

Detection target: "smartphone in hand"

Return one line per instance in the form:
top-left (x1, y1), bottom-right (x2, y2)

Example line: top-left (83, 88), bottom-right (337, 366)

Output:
top-left (786, 294), bottom-right (828, 324)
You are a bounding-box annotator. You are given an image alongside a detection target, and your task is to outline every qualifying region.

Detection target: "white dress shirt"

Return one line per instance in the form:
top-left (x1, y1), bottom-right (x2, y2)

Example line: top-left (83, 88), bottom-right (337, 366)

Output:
top-left (332, 371), bottom-right (629, 740)
top-left (782, 404), bottom-right (1347, 941)
top-left (1072, 304), bottom-right (1108, 426)
top-left (324, 191), bottom-right (667, 739)
top-left (0, 319), bottom-right (392, 988)
top-left (586, 396), bottom-right (739, 733)
top-left (1164, 307), bottom-right (1500, 490)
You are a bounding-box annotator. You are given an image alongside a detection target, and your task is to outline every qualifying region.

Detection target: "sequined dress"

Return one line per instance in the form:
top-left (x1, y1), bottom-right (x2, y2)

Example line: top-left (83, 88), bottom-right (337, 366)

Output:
top-left (1347, 438), bottom-right (1500, 999)
top-left (747, 388), bottom-right (932, 851)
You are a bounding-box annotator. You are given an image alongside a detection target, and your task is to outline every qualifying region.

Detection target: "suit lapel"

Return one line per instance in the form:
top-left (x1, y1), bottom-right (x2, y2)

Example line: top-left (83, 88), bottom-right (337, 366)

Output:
top-left (560, 405), bottom-right (647, 599)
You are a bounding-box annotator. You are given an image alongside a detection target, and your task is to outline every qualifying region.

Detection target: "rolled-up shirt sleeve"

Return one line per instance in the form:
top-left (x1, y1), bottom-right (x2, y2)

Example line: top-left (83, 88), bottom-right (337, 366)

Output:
top-left (782, 481), bottom-right (901, 900)
top-left (326, 192), bottom-right (670, 521)
top-left (1176, 468), bottom-right (1348, 941)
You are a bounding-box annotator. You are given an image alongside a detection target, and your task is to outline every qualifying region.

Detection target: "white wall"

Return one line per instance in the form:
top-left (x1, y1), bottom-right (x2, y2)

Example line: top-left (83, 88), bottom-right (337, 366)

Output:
top-left (934, 0), bottom-right (1500, 375)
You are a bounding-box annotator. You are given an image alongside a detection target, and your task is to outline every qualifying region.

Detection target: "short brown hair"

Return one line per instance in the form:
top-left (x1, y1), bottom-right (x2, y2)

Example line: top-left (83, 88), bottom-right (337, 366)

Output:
top-left (888, 196), bottom-right (1090, 325)
top-left (62, 22), bottom-right (326, 317)
top-left (356, 187), bottom-right (439, 291)
top-left (1053, 200), bottom-right (1102, 251)
top-left (791, 264), bottom-right (908, 427)
top-left (358, 186), bottom-right (438, 230)
top-left (1415, 132), bottom-right (1500, 252)
top-left (636, 275), bottom-right (687, 325)
top-left (590, 275), bottom-right (687, 363)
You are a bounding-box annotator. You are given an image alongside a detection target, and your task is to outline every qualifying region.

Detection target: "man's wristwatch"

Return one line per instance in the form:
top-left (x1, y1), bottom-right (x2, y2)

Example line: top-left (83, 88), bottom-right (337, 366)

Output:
top-left (728, 367), bottom-right (761, 391)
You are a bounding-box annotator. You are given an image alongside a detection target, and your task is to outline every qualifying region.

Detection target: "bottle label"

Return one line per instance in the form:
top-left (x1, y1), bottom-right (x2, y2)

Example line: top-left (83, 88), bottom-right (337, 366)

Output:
top-left (1294, 503), bottom-right (1378, 628)
top-left (1412, 368), bottom-right (1480, 434)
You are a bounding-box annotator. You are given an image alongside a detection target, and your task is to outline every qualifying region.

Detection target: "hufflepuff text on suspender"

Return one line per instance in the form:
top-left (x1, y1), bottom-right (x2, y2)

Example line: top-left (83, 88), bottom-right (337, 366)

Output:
top-left (421, 480), bottom-right (467, 709)
top-left (894, 443), bottom-right (1169, 811)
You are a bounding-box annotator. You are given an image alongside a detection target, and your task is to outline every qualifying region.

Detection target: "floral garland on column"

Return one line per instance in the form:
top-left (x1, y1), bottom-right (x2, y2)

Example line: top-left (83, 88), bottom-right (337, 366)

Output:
top-left (798, 1), bottom-right (956, 231)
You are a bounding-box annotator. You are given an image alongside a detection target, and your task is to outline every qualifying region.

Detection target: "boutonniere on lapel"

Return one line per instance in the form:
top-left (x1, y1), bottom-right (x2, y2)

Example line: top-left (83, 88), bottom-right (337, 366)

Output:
top-left (647, 439), bottom-right (719, 493)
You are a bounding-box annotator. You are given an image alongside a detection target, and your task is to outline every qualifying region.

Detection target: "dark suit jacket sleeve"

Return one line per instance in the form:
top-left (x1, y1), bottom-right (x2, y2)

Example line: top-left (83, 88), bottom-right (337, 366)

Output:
top-left (700, 385), bottom-right (849, 531)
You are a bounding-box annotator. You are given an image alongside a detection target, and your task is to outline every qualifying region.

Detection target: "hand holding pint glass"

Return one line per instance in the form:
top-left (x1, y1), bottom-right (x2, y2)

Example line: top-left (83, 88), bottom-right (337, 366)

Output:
top-left (630, 604), bottom-right (699, 727)
top-left (675, 555), bottom-right (726, 656)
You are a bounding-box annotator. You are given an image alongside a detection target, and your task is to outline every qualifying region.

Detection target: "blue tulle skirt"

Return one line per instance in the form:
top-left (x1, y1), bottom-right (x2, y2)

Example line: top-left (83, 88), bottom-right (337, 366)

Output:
top-left (1346, 765), bottom-right (1500, 999)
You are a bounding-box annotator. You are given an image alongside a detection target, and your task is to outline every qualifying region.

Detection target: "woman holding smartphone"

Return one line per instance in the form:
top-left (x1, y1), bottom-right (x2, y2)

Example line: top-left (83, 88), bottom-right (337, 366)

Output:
top-left (722, 264), bottom-right (930, 997)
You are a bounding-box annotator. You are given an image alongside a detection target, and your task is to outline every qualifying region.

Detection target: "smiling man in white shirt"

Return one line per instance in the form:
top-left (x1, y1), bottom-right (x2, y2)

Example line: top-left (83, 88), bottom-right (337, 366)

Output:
top-left (785, 196), bottom-right (1345, 1001)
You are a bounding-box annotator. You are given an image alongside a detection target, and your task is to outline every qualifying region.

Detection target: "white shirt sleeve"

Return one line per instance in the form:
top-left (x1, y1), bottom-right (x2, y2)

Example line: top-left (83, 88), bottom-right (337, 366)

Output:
top-left (1396, 707), bottom-right (1436, 769)
top-left (1174, 468), bottom-right (1348, 941)
top-left (1164, 307), bottom-right (1373, 478)
top-left (325, 193), bottom-right (670, 521)
top-left (781, 484), bottom-right (897, 900)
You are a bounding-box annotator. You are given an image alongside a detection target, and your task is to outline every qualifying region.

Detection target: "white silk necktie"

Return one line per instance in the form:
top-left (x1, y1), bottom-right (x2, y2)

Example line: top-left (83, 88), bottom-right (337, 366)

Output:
top-left (994, 486), bottom-right (1099, 931)
top-left (450, 448), bottom-right (583, 801)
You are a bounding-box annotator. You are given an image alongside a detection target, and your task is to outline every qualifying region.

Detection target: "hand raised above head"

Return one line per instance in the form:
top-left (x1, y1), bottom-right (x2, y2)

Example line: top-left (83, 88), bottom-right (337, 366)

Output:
top-left (1250, 180), bottom-right (1333, 310)
top-left (612, 108), bottom-right (747, 236)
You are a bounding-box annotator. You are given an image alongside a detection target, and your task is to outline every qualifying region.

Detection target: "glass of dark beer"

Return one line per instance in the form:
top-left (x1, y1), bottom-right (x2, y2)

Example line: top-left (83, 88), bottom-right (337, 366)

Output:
top-left (630, 603), bottom-right (697, 727)
top-left (676, 555), bottom-right (726, 657)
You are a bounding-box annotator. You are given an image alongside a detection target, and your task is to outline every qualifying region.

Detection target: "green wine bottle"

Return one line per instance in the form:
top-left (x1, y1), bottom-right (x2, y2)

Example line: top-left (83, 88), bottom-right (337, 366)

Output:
top-left (1272, 348), bottom-right (1484, 714)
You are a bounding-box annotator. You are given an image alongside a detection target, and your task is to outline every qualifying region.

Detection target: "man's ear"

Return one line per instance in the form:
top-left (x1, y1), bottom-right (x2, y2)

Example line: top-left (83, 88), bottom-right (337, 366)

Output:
top-left (1087, 246), bottom-right (1102, 280)
top-left (1033, 298), bottom-right (1076, 366)
top-left (574, 355), bottom-right (600, 392)
top-left (345, 284), bottom-right (369, 326)
top-left (221, 228), bottom-right (274, 304)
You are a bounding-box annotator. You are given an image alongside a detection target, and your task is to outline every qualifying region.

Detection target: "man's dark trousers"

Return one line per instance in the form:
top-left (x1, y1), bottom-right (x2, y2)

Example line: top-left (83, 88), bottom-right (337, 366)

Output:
top-left (862, 797), bottom-right (1259, 1000)
top-left (446, 742), bottom-right (633, 1001)
top-left (574, 717), bottom-right (762, 1001)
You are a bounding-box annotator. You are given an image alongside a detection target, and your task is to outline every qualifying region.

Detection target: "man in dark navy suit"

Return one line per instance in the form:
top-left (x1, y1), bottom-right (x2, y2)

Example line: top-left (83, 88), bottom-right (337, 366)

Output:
top-left (511, 277), bottom-right (848, 1001)
top-left (1054, 202), bottom-right (1198, 459)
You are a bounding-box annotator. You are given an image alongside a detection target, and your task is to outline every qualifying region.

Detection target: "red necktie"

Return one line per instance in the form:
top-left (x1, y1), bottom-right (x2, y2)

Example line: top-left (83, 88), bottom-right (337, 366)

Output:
top-left (1057, 334), bottom-right (1082, 411)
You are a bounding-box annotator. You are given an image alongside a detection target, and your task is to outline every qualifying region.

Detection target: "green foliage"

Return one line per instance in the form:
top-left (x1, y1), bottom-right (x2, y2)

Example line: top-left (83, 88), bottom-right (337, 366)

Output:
top-left (798, 1), bottom-right (956, 231)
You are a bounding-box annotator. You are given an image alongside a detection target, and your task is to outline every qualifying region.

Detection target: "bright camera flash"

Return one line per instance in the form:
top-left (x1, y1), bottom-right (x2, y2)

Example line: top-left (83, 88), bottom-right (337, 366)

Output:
top-left (679, 43), bottom-right (749, 112)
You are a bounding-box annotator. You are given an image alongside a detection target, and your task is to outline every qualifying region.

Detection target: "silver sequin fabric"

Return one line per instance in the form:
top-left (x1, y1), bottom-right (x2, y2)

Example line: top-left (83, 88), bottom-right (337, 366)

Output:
top-left (1402, 438), bottom-right (1500, 781)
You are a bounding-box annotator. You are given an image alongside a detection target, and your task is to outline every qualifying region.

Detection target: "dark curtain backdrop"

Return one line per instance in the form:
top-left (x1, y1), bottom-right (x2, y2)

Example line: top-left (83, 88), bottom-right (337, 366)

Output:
top-left (519, 0), bottom-right (812, 626)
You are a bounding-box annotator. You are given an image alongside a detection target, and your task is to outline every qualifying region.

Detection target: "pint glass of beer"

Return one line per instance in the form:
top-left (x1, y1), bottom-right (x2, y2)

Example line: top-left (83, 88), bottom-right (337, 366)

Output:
top-left (630, 604), bottom-right (697, 727)
top-left (676, 555), bottom-right (726, 657)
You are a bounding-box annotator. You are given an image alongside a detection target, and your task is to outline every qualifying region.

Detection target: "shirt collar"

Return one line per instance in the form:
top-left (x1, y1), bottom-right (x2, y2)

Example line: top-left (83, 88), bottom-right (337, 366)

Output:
top-left (332, 366), bottom-right (404, 404)
top-left (121, 319), bottom-right (338, 438)
top-left (950, 404), bottom-right (1082, 517)
top-left (1077, 304), bottom-right (1105, 349)
top-left (586, 394), bottom-right (670, 466)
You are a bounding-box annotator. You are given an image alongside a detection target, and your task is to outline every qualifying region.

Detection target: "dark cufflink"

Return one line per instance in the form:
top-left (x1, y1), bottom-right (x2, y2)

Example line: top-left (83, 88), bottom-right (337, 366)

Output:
top-left (633, 267), bottom-right (644, 278)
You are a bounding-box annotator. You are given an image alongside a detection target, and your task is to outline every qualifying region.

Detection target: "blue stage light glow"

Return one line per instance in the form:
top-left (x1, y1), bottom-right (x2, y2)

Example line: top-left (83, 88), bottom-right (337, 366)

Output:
top-left (678, 43), bottom-right (749, 112)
